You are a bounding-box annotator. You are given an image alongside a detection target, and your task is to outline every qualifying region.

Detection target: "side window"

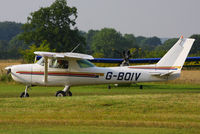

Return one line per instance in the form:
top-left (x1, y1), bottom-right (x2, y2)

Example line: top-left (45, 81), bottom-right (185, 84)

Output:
top-left (57, 60), bottom-right (68, 69)
top-left (49, 59), bottom-right (68, 69)
top-left (77, 59), bottom-right (95, 68)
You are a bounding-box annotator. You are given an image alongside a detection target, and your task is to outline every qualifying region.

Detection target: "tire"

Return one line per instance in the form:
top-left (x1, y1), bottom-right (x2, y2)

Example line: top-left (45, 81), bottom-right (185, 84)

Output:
top-left (67, 91), bottom-right (72, 96)
top-left (20, 92), bottom-right (29, 98)
top-left (56, 90), bottom-right (66, 97)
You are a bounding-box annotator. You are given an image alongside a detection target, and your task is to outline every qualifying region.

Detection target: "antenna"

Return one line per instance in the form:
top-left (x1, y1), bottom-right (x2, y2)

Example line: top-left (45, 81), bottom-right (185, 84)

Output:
top-left (71, 44), bottom-right (80, 53)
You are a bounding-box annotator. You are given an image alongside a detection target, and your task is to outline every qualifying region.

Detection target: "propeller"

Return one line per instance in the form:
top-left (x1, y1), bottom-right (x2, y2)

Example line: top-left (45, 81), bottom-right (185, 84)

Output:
top-left (5, 66), bottom-right (12, 75)
top-left (7, 69), bottom-right (11, 75)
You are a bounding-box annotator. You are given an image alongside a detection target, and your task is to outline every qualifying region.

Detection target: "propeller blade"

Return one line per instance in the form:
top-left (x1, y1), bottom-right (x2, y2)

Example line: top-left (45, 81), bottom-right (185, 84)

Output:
top-left (5, 66), bottom-right (12, 75)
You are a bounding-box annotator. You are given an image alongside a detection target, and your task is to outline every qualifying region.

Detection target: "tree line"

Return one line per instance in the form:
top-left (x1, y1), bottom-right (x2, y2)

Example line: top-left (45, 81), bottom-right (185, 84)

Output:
top-left (0, 0), bottom-right (200, 61)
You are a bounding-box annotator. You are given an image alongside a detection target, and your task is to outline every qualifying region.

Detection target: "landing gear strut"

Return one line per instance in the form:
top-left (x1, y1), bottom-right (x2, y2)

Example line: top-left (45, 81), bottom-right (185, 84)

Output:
top-left (20, 85), bottom-right (30, 98)
top-left (56, 86), bottom-right (72, 97)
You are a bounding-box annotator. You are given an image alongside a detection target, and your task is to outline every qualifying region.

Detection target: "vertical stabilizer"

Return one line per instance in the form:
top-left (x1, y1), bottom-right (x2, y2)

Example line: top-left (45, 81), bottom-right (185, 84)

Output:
top-left (156, 36), bottom-right (195, 69)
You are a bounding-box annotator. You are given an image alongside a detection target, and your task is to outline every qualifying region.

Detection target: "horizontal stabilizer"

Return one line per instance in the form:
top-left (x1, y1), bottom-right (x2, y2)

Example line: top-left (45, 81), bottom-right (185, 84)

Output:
top-left (150, 71), bottom-right (174, 78)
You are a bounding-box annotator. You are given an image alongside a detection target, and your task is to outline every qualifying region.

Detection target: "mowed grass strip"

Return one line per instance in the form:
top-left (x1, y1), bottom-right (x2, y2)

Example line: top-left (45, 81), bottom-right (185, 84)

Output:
top-left (0, 83), bottom-right (200, 133)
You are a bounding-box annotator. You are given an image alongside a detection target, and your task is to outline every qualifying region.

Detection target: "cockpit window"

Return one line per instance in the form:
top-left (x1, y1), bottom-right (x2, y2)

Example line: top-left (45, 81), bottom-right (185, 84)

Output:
top-left (56, 59), bottom-right (68, 69)
top-left (49, 59), bottom-right (68, 69)
top-left (77, 59), bottom-right (95, 68)
top-left (37, 58), bottom-right (68, 69)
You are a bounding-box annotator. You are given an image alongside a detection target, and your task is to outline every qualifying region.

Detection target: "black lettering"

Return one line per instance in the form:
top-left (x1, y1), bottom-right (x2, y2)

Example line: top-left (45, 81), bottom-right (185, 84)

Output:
top-left (106, 72), bottom-right (113, 80)
top-left (130, 73), bottom-right (134, 81)
top-left (113, 75), bottom-right (117, 77)
top-left (124, 72), bottom-right (131, 81)
top-left (135, 73), bottom-right (141, 81)
top-left (117, 72), bottom-right (124, 80)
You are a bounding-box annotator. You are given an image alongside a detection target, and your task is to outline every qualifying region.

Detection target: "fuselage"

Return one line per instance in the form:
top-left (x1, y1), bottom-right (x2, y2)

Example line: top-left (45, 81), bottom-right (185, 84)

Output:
top-left (8, 37), bottom-right (195, 88)
top-left (9, 58), bottom-right (180, 87)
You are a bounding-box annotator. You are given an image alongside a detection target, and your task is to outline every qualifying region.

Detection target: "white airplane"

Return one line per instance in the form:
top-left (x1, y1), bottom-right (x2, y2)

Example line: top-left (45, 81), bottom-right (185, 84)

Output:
top-left (5, 36), bottom-right (195, 97)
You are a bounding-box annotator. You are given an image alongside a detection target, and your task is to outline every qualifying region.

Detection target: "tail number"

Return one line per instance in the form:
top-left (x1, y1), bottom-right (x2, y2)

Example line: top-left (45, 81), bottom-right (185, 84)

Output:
top-left (106, 72), bottom-right (141, 81)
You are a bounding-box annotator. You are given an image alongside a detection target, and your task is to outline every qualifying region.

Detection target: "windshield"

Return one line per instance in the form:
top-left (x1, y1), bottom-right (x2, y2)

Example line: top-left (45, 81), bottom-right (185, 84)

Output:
top-left (36, 57), bottom-right (44, 66)
top-left (77, 59), bottom-right (95, 68)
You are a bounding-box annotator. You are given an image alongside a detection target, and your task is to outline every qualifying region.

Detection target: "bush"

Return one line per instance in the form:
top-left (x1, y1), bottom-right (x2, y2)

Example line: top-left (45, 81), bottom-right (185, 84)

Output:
top-left (20, 40), bottom-right (53, 63)
top-left (0, 69), bottom-right (13, 82)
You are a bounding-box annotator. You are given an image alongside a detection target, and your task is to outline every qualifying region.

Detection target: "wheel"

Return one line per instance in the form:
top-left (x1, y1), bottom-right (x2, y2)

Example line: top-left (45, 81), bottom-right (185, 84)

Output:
top-left (20, 92), bottom-right (29, 98)
top-left (67, 91), bottom-right (72, 96)
top-left (56, 90), bottom-right (66, 97)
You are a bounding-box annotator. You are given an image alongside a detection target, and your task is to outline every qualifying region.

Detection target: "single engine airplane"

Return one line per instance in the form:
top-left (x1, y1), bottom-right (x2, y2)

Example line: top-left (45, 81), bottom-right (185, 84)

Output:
top-left (5, 36), bottom-right (195, 97)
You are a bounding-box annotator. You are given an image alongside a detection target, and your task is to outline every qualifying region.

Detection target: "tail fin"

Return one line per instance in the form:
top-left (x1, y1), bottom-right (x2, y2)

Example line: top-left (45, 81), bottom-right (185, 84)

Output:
top-left (156, 36), bottom-right (195, 69)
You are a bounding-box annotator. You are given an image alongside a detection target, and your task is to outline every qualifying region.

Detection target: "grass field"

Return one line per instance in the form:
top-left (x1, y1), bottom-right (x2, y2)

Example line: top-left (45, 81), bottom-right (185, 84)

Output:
top-left (0, 83), bottom-right (200, 134)
top-left (0, 60), bottom-right (200, 133)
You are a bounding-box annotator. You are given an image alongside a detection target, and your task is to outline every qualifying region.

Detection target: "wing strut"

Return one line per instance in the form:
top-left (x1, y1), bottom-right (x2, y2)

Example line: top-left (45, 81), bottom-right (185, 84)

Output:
top-left (44, 57), bottom-right (48, 84)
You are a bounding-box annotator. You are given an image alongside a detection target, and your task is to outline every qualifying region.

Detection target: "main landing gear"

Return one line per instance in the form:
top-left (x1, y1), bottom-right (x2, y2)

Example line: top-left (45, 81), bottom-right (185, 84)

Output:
top-left (20, 85), bottom-right (72, 98)
top-left (55, 86), bottom-right (72, 97)
top-left (20, 85), bottom-right (30, 98)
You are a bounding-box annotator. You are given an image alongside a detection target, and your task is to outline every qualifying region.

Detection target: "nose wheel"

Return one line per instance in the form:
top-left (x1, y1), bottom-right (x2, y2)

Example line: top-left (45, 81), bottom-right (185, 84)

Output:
top-left (55, 86), bottom-right (72, 97)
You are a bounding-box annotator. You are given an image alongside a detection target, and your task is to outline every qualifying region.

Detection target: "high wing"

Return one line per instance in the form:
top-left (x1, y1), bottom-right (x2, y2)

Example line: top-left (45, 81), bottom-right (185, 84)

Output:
top-left (34, 51), bottom-right (94, 84)
top-left (34, 51), bottom-right (94, 60)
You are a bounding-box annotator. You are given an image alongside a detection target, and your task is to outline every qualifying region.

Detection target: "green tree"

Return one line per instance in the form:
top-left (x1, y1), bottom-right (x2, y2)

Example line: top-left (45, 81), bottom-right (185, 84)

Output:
top-left (91, 28), bottom-right (133, 58)
top-left (123, 34), bottom-right (139, 58)
top-left (92, 52), bottom-right (104, 58)
top-left (7, 34), bottom-right (28, 59)
top-left (20, 40), bottom-right (52, 63)
top-left (140, 38), bottom-right (178, 58)
top-left (86, 29), bottom-right (99, 54)
top-left (19, 0), bottom-right (85, 52)
top-left (124, 34), bottom-right (138, 48)
top-left (0, 21), bottom-right (23, 41)
top-left (140, 36), bottom-right (162, 51)
top-left (159, 38), bottom-right (178, 50)
top-left (136, 36), bottom-right (146, 45)
top-left (0, 40), bottom-right (9, 59)
top-left (190, 34), bottom-right (200, 55)
top-left (153, 38), bottom-right (178, 57)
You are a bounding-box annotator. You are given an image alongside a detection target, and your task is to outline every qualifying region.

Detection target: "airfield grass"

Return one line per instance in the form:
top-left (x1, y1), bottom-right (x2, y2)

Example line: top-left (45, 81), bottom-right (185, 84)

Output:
top-left (1, 60), bottom-right (200, 133)
top-left (0, 83), bottom-right (200, 134)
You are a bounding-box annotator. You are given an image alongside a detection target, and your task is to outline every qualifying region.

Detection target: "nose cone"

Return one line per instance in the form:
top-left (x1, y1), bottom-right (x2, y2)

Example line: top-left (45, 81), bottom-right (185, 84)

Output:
top-left (5, 66), bottom-right (12, 70)
top-left (10, 64), bottom-right (33, 84)
top-left (5, 66), bottom-right (12, 74)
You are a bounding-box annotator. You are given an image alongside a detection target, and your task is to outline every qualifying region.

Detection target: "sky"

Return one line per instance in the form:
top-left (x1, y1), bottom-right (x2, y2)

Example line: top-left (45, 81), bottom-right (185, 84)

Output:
top-left (0, 0), bottom-right (199, 38)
